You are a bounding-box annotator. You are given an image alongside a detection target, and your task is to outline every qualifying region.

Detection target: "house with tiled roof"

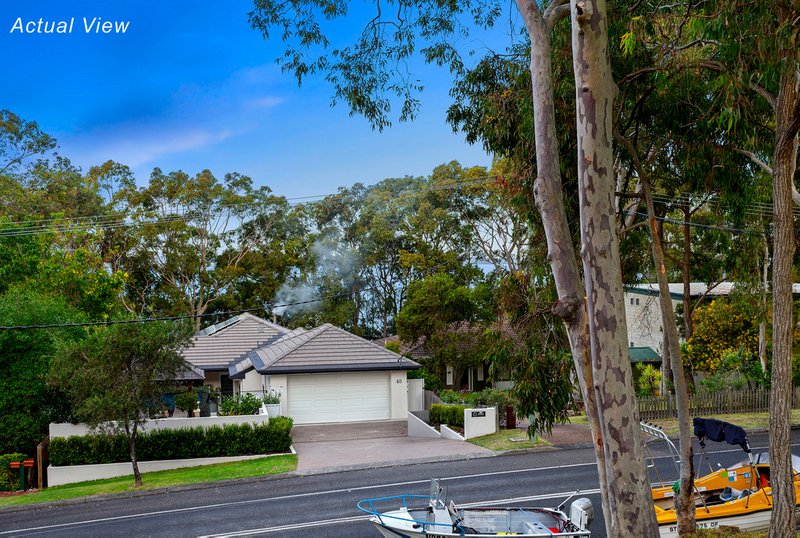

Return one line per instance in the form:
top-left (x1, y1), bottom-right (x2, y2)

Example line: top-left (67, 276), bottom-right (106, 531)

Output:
top-left (183, 315), bottom-right (419, 425)
top-left (181, 312), bottom-right (288, 394)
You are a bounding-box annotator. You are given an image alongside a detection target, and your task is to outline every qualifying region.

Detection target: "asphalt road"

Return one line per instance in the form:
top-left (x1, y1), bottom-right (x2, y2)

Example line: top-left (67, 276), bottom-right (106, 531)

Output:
top-left (1, 431), bottom-right (796, 537)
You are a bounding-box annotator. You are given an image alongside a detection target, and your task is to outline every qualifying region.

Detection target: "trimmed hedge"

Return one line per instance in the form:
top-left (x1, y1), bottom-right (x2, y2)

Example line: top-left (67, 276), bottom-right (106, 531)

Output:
top-left (429, 404), bottom-right (466, 427)
top-left (49, 417), bottom-right (294, 466)
top-left (0, 453), bottom-right (27, 491)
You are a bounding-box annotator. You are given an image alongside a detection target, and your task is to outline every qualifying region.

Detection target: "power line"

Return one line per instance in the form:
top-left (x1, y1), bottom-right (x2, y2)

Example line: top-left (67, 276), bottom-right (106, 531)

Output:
top-left (0, 176), bottom-right (497, 238)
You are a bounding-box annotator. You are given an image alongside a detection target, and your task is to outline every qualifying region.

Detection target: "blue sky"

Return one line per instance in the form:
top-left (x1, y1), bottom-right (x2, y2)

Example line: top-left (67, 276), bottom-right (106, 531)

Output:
top-left (1, 1), bottom-right (515, 199)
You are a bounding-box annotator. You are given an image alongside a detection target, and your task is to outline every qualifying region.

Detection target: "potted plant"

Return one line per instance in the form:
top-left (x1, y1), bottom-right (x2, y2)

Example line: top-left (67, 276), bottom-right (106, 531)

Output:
top-left (262, 390), bottom-right (282, 417)
top-left (175, 389), bottom-right (198, 418)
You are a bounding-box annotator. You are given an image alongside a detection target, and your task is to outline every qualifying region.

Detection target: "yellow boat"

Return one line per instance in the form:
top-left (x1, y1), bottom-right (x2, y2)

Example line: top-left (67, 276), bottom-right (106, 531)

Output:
top-left (646, 418), bottom-right (800, 536)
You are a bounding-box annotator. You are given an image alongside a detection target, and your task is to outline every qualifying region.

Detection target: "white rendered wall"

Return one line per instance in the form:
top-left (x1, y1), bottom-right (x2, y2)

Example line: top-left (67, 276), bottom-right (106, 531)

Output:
top-left (390, 371), bottom-right (408, 419)
top-left (463, 407), bottom-right (498, 440)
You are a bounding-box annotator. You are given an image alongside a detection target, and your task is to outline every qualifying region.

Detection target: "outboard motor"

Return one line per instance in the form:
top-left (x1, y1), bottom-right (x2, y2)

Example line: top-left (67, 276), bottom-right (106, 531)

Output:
top-left (569, 498), bottom-right (594, 530)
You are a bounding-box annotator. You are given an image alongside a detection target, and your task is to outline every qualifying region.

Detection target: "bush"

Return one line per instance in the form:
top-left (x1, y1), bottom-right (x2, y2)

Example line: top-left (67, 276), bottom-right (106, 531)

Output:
top-left (175, 390), bottom-right (198, 414)
top-left (430, 404), bottom-right (465, 427)
top-left (218, 393), bottom-right (263, 416)
top-left (49, 418), bottom-right (294, 466)
top-left (0, 453), bottom-right (28, 491)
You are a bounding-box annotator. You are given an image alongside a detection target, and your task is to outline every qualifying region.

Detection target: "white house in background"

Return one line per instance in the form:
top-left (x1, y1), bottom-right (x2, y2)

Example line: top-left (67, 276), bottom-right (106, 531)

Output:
top-left (624, 282), bottom-right (800, 357)
top-left (182, 314), bottom-right (420, 425)
top-left (624, 282), bottom-right (744, 356)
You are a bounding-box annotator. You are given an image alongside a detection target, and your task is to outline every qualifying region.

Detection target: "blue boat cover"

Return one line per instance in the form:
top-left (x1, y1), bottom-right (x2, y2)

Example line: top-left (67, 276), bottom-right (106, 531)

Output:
top-left (693, 417), bottom-right (750, 452)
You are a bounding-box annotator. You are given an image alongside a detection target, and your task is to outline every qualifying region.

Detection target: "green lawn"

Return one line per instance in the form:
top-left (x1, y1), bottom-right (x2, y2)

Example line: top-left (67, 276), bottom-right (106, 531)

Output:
top-left (0, 454), bottom-right (297, 508)
top-left (568, 409), bottom-right (800, 437)
top-left (468, 428), bottom-right (551, 451)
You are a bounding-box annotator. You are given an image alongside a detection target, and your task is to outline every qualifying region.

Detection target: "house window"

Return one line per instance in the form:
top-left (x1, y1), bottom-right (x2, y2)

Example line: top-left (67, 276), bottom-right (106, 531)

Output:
top-left (636, 298), bottom-right (640, 305)
top-left (446, 365), bottom-right (454, 386)
top-left (477, 367), bottom-right (484, 382)
top-left (630, 342), bottom-right (634, 347)
top-left (630, 297), bottom-right (634, 305)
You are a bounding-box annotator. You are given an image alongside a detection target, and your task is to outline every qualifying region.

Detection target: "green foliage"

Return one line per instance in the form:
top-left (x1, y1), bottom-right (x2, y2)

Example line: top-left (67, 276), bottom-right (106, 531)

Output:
top-left (437, 388), bottom-right (512, 408)
top-left (262, 392), bottom-right (281, 405)
top-left (384, 340), bottom-right (400, 353)
top-left (49, 419), bottom-right (294, 466)
top-left (698, 349), bottom-right (769, 393)
top-left (634, 364), bottom-right (663, 397)
top-left (0, 453), bottom-right (27, 491)
top-left (686, 299), bottom-right (759, 373)
top-left (0, 288), bottom-right (85, 454)
top-left (429, 404), bottom-right (465, 428)
top-left (218, 393), bottom-right (263, 416)
top-left (249, 1), bottom-right (503, 130)
top-left (407, 366), bottom-right (442, 392)
top-left (174, 391), bottom-right (198, 414)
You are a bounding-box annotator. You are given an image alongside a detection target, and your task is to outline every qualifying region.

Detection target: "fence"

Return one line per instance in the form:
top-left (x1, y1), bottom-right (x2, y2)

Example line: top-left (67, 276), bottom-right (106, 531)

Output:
top-left (637, 388), bottom-right (800, 420)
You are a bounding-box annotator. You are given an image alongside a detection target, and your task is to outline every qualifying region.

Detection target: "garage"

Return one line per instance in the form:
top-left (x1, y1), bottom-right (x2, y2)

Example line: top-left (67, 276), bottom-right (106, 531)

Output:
top-left (288, 371), bottom-right (390, 424)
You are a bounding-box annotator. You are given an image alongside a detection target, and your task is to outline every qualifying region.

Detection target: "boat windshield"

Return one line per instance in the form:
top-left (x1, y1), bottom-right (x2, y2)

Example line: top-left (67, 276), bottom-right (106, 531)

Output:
top-left (728, 452), bottom-right (800, 473)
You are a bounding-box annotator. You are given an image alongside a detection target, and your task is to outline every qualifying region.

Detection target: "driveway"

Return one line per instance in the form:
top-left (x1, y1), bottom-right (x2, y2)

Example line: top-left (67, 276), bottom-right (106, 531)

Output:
top-left (291, 420), bottom-right (495, 474)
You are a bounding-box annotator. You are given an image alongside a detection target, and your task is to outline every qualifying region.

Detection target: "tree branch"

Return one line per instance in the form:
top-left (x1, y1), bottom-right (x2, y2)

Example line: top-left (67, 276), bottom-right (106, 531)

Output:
top-left (749, 80), bottom-right (777, 111)
top-left (544, 0), bottom-right (571, 31)
top-left (734, 148), bottom-right (772, 175)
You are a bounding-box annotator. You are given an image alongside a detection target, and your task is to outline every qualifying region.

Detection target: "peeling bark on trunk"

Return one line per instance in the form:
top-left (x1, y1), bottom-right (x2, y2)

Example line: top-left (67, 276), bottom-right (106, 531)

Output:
top-left (514, 0), bottom-right (613, 532)
top-left (570, 0), bottom-right (658, 534)
top-left (768, 70), bottom-right (798, 538)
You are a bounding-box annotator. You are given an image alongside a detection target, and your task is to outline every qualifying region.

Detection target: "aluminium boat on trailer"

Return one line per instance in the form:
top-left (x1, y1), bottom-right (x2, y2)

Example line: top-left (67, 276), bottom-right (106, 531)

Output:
top-left (644, 418), bottom-right (800, 536)
top-left (357, 479), bottom-right (594, 537)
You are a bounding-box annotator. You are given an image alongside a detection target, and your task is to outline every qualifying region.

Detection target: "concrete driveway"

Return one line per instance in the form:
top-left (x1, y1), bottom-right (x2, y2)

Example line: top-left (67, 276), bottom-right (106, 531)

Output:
top-left (291, 420), bottom-right (495, 474)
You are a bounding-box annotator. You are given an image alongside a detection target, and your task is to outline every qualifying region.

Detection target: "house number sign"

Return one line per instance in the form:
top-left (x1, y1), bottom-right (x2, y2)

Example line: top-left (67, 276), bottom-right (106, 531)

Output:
top-left (471, 411), bottom-right (486, 417)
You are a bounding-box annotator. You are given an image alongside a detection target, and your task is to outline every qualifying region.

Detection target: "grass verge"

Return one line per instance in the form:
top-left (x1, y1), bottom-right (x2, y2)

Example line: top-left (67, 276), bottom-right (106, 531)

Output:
top-left (468, 428), bottom-right (552, 451)
top-left (568, 409), bottom-right (800, 437)
top-left (0, 454), bottom-right (297, 508)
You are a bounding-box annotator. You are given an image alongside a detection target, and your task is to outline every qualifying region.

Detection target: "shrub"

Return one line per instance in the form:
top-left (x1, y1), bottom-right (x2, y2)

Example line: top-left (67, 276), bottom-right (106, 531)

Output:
top-left (175, 390), bottom-right (198, 414)
top-left (218, 393), bottom-right (263, 416)
top-left (49, 418), bottom-right (294, 466)
top-left (262, 391), bottom-right (281, 405)
top-left (0, 453), bottom-right (28, 491)
top-left (429, 404), bottom-right (465, 427)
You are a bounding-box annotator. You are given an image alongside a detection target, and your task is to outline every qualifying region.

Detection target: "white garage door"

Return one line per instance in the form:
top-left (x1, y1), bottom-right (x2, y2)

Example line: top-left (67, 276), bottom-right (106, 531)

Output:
top-left (287, 372), bottom-right (391, 424)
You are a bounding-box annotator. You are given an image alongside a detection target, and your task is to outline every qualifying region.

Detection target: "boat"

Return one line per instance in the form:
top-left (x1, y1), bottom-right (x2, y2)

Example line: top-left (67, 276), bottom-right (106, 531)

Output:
top-left (643, 417), bottom-right (800, 536)
top-left (356, 479), bottom-right (594, 537)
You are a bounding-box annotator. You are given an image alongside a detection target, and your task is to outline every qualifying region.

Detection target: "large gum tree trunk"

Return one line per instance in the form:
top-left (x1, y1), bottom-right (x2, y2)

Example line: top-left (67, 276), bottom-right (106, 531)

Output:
top-left (768, 70), bottom-right (798, 538)
top-left (570, 0), bottom-right (658, 534)
top-left (614, 129), bottom-right (695, 533)
top-left (514, 0), bottom-right (613, 533)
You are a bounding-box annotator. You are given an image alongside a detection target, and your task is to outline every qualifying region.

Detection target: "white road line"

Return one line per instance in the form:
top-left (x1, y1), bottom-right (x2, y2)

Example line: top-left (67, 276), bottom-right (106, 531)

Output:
top-left (0, 465), bottom-right (597, 536)
top-left (196, 515), bottom-right (370, 537)
top-left (4, 438), bottom-right (792, 536)
top-left (197, 489), bottom-right (605, 537)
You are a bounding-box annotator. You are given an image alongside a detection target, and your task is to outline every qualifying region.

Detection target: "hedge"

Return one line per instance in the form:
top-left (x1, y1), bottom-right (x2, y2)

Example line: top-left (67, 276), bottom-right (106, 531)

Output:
top-left (0, 453), bottom-right (27, 491)
top-left (429, 404), bottom-right (466, 427)
top-left (49, 417), bottom-right (294, 466)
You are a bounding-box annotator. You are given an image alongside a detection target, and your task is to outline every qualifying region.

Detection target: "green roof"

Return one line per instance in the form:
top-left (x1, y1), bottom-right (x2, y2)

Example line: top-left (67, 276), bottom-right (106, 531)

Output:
top-left (629, 346), bottom-right (662, 363)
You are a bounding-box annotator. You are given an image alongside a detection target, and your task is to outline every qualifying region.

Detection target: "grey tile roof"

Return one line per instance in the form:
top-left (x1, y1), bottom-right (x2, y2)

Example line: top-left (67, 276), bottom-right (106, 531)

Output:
top-left (250, 323), bottom-right (420, 374)
top-left (182, 313), bottom-right (289, 371)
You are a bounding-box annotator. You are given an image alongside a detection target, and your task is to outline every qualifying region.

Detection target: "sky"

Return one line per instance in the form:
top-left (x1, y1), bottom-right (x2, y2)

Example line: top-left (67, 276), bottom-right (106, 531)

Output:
top-left (1, 1), bottom-right (514, 199)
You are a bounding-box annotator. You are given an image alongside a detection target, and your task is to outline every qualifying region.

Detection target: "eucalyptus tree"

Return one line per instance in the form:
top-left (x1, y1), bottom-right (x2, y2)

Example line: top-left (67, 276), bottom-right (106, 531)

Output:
top-left (701, 5), bottom-right (800, 532)
top-left (108, 167), bottom-right (283, 331)
top-left (248, 1), bottom-right (658, 532)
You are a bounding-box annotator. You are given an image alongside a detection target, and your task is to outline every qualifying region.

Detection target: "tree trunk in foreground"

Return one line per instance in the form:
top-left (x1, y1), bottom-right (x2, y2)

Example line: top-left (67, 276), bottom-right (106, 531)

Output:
top-left (640, 173), bottom-right (695, 534)
top-left (127, 422), bottom-right (143, 487)
top-left (570, 0), bottom-right (658, 534)
top-left (614, 128), bottom-right (696, 533)
top-left (768, 69), bottom-right (798, 538)
top-left (514, 0), bottom-right (614, 533)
